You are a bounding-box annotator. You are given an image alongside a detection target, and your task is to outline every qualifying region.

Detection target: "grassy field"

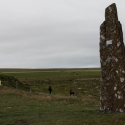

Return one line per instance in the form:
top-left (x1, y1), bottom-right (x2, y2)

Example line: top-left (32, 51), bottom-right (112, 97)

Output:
top-left (0, 68), bottom-right (125, 125)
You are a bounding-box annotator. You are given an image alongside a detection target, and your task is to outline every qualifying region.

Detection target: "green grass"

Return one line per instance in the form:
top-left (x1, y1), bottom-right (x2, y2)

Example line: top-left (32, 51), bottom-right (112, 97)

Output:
top-left (0, 86), bottom-right (125, 125)
top-left (1, 69), bottom-right (101, 81)
top-left (0, 68), bottom-right (125, 125)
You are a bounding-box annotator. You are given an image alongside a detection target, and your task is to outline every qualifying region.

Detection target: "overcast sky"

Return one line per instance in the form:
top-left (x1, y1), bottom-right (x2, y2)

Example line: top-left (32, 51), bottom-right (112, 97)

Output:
top-left (0, 0), bottom-right (125, 68)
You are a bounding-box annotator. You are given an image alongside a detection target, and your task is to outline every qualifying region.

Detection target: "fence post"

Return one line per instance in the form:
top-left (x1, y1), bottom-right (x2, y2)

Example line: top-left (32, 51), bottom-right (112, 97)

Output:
top-left (16, 82), bottom-right (18, 89)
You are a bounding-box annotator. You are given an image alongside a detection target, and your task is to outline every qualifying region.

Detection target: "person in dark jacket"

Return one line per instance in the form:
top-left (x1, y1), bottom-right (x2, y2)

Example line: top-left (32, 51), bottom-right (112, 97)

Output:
top-left (48, 86), bottom-right (52, 94)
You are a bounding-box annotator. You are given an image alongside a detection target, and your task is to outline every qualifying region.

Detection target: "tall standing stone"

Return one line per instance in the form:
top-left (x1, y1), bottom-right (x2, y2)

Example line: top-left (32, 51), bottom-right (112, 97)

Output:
top-left (100, 3), bottom-right (125, 112)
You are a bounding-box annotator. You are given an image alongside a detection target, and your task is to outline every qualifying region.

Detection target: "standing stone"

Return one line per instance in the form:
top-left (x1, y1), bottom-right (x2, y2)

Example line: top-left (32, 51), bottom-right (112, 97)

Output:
top-left (100, 3), bottom-right (125, 112)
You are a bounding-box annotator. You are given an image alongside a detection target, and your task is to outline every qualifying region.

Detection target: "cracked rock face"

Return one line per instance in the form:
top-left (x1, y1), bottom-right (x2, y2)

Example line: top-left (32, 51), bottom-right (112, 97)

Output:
top-left (100, 3), bottom-right (125, 112)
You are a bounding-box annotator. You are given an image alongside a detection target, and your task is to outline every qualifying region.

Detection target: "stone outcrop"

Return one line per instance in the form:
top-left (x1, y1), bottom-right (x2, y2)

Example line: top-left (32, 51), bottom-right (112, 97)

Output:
top-left (100, 3), bottom-right (125, 112)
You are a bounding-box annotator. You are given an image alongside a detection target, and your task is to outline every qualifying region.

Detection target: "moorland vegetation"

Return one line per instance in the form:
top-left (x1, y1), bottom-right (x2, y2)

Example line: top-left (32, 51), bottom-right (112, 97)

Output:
top-left (0, 68), bottom-right (125, 125)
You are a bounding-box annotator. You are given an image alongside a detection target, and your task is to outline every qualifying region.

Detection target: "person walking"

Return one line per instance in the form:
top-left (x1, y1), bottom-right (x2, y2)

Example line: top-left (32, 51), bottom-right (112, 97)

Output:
top-left (48, 86), bottom-right (52, 94)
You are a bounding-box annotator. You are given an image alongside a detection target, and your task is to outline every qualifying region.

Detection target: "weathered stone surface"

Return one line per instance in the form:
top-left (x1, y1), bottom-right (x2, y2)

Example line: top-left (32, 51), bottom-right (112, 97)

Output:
top-left (100, 3), bottom-right (125, 112)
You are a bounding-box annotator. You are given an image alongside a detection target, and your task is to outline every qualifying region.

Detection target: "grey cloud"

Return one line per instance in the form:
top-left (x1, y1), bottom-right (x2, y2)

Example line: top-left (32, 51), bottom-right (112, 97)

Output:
top-left (0, 0), bottom-right (124, 68)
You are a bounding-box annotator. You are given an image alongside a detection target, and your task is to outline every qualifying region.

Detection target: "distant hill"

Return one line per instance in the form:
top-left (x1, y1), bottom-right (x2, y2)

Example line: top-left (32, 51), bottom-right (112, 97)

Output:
top-left (0, 74), bottom-right (30, 91)
top-left (0, 68), bottom-right (101, 72)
